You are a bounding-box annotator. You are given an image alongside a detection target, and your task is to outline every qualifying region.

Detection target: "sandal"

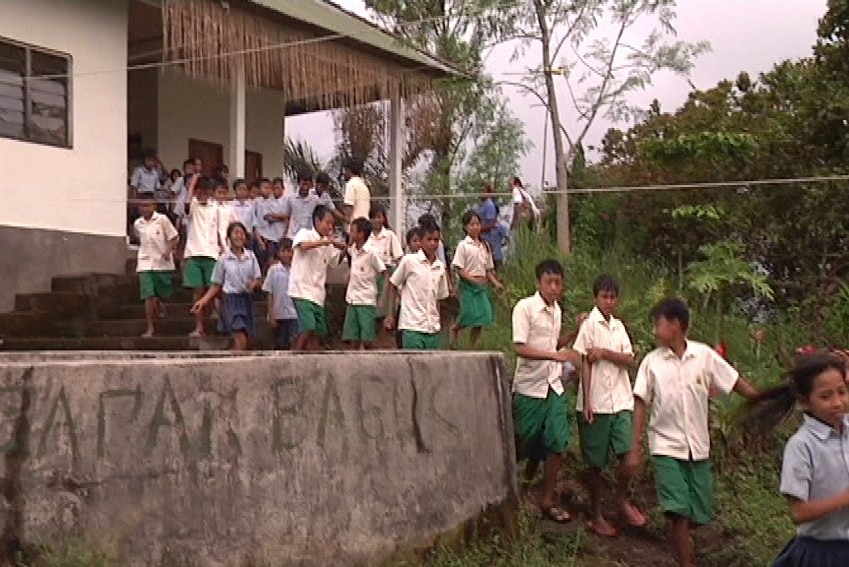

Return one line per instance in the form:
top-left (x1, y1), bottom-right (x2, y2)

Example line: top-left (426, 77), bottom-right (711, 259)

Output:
top-left (541, 506), bottom-right (572, 524)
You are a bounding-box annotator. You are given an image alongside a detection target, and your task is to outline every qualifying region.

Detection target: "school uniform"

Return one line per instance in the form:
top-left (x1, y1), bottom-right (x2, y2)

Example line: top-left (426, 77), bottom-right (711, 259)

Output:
top-left (452, 236), bottom-right (495, 328)
top-left (343, 176), bottom-right (371, 228)
top-left (288, 228), bottom-right (341, 337)
top-left (633, 341), bottom-right (739, 525)
top-left (253, 197), bottom-right (281, 266)
top-left (511, 292), bottom-right (570, 461)
top-left (232, 200), bottom-right (255, 236)
top-left (216, 202), bottom-right (239, 252)
top-left (131, 165), bottom-right (161, 196)
top-left (389, 250), bottom-right (449, 350)
top-left (283, 193), bottom-right (319, 239)
top-left (772, 414), bottom-right (849, 566)
top-left (343, 243), bottom-right (386, 343)
top-left (367, 227), bottom-right (404, 317)
top-left (183, 199), bottom-right (220, 289)
top-left (134, 212), bottom-right (178, 300)
top-left (572, 307), bottom-right (635, 468)
top-left (210, 249), bottom-right (261, 338)
top-left (314, 191), bottom-right (337, 212)
top-left (262, 262), bottom-right (299, 349)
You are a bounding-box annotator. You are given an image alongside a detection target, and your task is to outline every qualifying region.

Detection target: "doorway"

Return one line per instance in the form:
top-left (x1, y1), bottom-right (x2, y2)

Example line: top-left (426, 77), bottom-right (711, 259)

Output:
top-left (245, 150), bottom-right (263, 181)
top-left (188, 138), bottom-right (223, 176)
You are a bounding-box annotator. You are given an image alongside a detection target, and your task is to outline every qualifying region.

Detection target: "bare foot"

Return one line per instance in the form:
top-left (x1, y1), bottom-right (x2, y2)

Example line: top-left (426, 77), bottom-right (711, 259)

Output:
top-left (588, 516), bottom-right (618, 537)
top-left (141, 330), bottom-right (155, 338)
top-left (188, 330), bottom-right (205, 338)
top-left (619, 501), bottom-right (647, 527)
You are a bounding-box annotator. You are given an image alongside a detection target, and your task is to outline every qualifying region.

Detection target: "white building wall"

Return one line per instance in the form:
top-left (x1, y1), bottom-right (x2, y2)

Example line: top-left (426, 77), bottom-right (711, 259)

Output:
top-left (157, 69), bottom-right (286, 180)
top-left (0, 0), bottom-right (128, 237)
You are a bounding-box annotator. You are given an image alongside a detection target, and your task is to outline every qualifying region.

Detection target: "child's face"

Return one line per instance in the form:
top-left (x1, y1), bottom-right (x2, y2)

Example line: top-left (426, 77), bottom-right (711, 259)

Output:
top-left (595, 290), bottom-right (618, 319)
top-left (184, 164), bottom-right (195, 175)
top-left (408, 235), bottom-right (421, 253)
top-left (139, 201), bottom-right (155, 219)
top-left (536, 273), bottom-right (564, 305)
top-left (215, 187), bottom-right (229, 202)
top-left (316, 182), bottom-right (329, 195)
top-left (143, 157), bottom-right (156, 169)
top-left (250, 185), bottom-right (260, 199)
top-left (229, 226), bottom-right (247, 248)
top-left (465, 216), bottom-right (482, 239)
top-left (350, 225), bottom-right (366, 245)
top-left (298, 180), bottom-right (312, 196)
top-left (196, 187), bottom-right (211, 204)
top-left (804, 368), bottom-right (848, 429)
top-left (260, 182), bottom-right (272, 198)
top-left (421, 230), bottom-right (440, 257)
top-left (273, 182), bottom-right (285, 199)
top-left (315, 213), bottom-right (334, 237)
top-left (653, 315), bottom-right (682, 347)
top-left (370, 214), bottom-right (384, 232)
top-left (194, 159), bottom-right (203, 172)
top-left (278, 247), bottom-right (293, 265)
top-left (235, 184), bottom-right (249, 200)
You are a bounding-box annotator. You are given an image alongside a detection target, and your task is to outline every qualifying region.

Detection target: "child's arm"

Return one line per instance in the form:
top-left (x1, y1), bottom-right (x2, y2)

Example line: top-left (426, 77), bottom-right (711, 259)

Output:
top-left (298, 240), bottom-right (334, 251)
top-left (557, 312), bottom-right (589, 349)
top-left (190, 285), bottom-right (222, 312)
top-left (183, 174), bottom-right (198, 216)
top-left (486, 269), bottom-right (505, 291)
top-left (384, 282), bottom-right (400, 330)
top-left (732, 375), bottom-right (759, 399)
top-left (624, 358), bottom-right (653, 475)
top-left (787, 492), bottom-right (849, 525)
top-left (588, 348), bottom-right (635, 368)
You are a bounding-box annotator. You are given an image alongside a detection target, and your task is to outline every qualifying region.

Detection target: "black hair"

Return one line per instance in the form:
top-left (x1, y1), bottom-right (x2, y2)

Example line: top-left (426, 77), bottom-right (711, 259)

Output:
top-left (406, 227), bottom-right (423, 246)
top-left (461, 210), bottom-right (482, 233)
top-left (535, 259), bottom-right (564, 281)
top-left (418, 213), bottom-right (438, 229)
top-left (197, 176), bottom-right (214, 193)
top-left (650, 299), bottom-right (690, 331)
top-left (316, 172), bottom-right (331, 185)
top-left (512, 176), bottom-right (523, 188)
top-left (421, 223), bottom-right (441, 238)
top-left (312, 204), bottom-right (333, 226)
top-left (170, 168), bottom-right (182, 180)
top-left (213, 179), bottom-right (228, 190)
top-left (744, 352), bottom-right (846, 433)
top-left (142, 148), bottom-right (157, 160)
top-left (258, 177), bottom-right (271, 186)
top-left (273, 177), bottom-right (284, 185)
top-left (226, 221), bottom-right (248, 240)
top-left (183, 158), bottom-right (194, 168)
top-left (248, 180), bottom-right (260, 190)
top-left (593, 274), bottom-right (620, 297)
top-left (351, 217), bottom-right (373, 237)
top-left (279, 238), bottom-right (294, 251)
top-left (213, 165), bottom-right (227, 177)
top-left (233, 178), bottom-right (247, 190)
top-left (369, 204), bottom-right (391, 230)
top-left (345, 157), bottom-right (363, 176)
top-left (297, 170), bottom-right (314, 183)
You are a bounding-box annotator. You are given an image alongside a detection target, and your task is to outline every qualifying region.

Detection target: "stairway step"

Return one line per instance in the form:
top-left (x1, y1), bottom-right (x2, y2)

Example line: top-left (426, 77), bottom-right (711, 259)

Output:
top-left (100, 301), bottom-right (269, 320)
top-left (14, 291), bottom-right (93, 315)
top-left (50, 273), bottom-right (129, 293)
top-left (53, 318), bottom-right (222, 338)
top-left (0, 336), bottom-right (230, 351)
top-left (0, 312), bottom-right (54, 338)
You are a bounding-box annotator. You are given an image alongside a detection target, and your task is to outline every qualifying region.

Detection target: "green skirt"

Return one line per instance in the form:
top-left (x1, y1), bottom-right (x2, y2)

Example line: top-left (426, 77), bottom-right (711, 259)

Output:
top-left (457, 277), bottom-right (493, 327)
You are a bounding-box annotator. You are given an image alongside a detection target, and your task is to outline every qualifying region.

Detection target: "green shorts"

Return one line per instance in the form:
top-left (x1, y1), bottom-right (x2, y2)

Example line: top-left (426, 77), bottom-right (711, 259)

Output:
top-left (294, 298), bottom-right (328, 337)
top-left (139, 271), bottom-right (173, 300)
top-left (343, 304), bottom-right (376, 343)
top-left (577, 410), bottom-right (633, 469)
top-left (183, 256), bottom-right (217, 289)
top-left (401, 330), bottom-right (442, 350)
top-left (513, 389), bottom-right (571, 460)
top-left (652, 456), bottom-right (714, 525)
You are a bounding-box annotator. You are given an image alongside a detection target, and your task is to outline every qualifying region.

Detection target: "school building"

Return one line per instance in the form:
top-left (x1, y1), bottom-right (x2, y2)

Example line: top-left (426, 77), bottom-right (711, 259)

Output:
top-left (0, 0), bottom-right (454, 312)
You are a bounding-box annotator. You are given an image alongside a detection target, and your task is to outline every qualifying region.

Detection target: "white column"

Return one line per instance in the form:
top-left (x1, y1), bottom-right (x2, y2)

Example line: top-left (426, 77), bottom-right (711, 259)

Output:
top-left (389, 92), bottom-right (405, 234)
top-left (228, 59), bottom-right (246, 178)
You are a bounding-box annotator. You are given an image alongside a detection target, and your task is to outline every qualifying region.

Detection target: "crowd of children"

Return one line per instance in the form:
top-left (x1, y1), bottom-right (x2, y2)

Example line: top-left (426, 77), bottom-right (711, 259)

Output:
top-left (131, 151), bottom-right (848, 565)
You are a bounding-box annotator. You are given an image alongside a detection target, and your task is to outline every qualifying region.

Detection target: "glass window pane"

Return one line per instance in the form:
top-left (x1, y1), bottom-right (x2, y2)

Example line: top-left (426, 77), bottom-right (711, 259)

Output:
top-left (29, 50), bottom-right (68, 146)
top-left (0, 42), bottom-right (25, 139)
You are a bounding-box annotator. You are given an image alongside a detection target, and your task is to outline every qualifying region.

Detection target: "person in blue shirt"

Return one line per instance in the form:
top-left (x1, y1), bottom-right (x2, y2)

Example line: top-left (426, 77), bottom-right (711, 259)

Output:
top-left (477, 184), bottom-right (504, 270)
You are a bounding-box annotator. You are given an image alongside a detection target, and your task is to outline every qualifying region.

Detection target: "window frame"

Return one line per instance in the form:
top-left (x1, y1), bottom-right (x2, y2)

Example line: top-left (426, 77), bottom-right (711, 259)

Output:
top-left (0, 36), bottom-right (72, 149)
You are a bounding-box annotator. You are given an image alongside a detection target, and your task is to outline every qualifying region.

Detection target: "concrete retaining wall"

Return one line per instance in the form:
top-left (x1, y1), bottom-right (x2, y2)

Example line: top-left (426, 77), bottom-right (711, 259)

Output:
top-left (0, 351), bottom-right (517, 566)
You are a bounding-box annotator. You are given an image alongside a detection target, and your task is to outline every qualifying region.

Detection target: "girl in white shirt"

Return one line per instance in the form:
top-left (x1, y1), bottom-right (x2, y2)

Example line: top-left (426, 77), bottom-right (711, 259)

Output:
top-left (367, 204), bottom-right (404, 318)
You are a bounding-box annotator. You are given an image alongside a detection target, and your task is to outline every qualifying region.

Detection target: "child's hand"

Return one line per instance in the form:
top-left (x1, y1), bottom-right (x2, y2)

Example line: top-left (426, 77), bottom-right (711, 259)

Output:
top-left (493, 281), bottom-right (505, 293)
top-left (269, 318), bottom-right (279, 329)
top-left (257, 239), bottom-right (267, 251)
top-left (251, 280), bottom-right (262, 292)
top-left (189, 300), bottom-right (205, 314)
top-left (583, 403), bottom-right (594, 424)
top-left (623, 448), bottom-right (643, 478)
top-left (384, 315), bottom-right (396, 331)
top-left (554, 349), bottom-right (579, 364)
top-left (162, 251), bottom-right (172, 262)
top-left (586, 347), bottom-right (607, 364)
top-left (577, 312), bottom-right (589, 327)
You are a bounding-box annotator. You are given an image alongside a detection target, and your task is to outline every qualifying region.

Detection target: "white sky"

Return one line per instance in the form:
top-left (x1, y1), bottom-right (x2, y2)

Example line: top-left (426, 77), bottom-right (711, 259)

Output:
top-left (287, 0), bottom-right (827, 189)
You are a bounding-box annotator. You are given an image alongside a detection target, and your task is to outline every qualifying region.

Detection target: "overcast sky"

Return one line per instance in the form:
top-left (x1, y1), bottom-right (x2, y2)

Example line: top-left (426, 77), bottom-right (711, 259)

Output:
top-left (287, 0), bottom-right (827, 189)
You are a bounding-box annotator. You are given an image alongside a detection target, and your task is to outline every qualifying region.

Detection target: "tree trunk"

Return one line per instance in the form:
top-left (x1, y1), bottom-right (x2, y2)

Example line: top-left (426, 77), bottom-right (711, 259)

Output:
top-left (534, 1), bottom-right (570, 253)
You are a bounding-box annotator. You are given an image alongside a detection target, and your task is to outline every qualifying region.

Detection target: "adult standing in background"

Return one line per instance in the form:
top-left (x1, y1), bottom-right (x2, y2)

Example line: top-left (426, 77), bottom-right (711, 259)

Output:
top-left (478, 184), bottom-right (505, 270)
top-left (342, 158), bottom-right (371, 231)
top-left (510, 177), bottom-right (541, 232)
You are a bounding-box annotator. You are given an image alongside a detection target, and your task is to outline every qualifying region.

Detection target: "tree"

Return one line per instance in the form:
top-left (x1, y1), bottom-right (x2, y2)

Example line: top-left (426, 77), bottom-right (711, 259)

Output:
top-left (283, 137), bottom-right (328, 181)
top-left (499, 0), bottom-right (709, 252)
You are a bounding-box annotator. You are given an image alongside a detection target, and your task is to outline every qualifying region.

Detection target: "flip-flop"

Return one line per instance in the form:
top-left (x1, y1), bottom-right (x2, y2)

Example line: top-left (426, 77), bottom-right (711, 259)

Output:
top-left (542, 506), bottom-right (572, 524)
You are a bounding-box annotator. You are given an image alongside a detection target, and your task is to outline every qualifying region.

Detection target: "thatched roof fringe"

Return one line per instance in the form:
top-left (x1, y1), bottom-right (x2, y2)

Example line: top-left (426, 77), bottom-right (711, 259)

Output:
top-left (162, 0), bottom-right (432, 110)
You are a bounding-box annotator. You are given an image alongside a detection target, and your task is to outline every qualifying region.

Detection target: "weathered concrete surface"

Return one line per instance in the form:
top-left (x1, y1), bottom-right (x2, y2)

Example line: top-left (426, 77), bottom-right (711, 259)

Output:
top-left (0, 351), bottom-right (517, 565)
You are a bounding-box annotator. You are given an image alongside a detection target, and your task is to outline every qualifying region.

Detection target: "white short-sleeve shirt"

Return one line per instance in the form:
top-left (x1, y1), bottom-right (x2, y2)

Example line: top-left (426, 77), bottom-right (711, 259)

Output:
top-left (287, 228), bottom-right (340, 305)
top-left (216, 203), bottom-right (239, 252)
top-left (343, 176), bottom-right (371, 223)
top-left (390, 251), bottom-right (449, 333)
top-left (346, 243), bottom-right (386, 306)
top-left (633, 340), bottom-right (739, 460)
top-left (512, 292), bottom-right (563, 398)
top-left (573, 306), bottom-right (635, 413)
top-left (366, 228), bottom-right (404, 267)
top-left (134, 212), bottom-right (178, 272)
top-left (184, 199), bottom-right (220, 259)
top-left (452, 236), bottom-right (494, 278)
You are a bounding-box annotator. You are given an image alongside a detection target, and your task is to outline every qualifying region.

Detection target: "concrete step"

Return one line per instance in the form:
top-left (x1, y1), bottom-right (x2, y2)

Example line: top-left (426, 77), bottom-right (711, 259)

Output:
top-left (53, 318), bottom-right (220, 338)
top-left (0, 336), bottom-right (231, 351)
top-left (50, 273), bottom-right (130, 293)
top-left (0, 311), bottom-right (54, 338)
top-left (100, 301), bottom-right (270, 320)
top-left (14, 291), bottom-right (93, 315)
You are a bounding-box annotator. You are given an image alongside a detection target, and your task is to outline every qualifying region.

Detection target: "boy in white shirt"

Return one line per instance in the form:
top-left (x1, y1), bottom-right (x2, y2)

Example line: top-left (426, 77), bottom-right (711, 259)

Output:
top-left (573, 274), bottom-right (644, 537)
top-left (343, 218), bottom-right (386, 350)
top-left (214, 180), bottom-right (239, 252)
top-left (231, 179), bottom-right (255, 239)
top-left (134, 198), bottom-right (178, 338)
top-left (511, 259), bottom-right (581, 524)
top-left (288, 205), bottom-right (347, 351)
top-left (627, 299), bottom-right (758, 567)
top-left (342, 159), bottom-right (371, 229)
top-left (384, 224), bottom-right (449, 350)
top-left (182, 175), bottom-right (222, 337)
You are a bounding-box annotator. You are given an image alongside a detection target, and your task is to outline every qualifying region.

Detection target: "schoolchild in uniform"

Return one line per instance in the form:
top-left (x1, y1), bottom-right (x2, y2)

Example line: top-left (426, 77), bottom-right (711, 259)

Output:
top-left (263, 239), bottom-right (299, 350)
top-left (133, 198), bottom-right (178, 338)
top-left (343, 217), bottom-right (386, 350)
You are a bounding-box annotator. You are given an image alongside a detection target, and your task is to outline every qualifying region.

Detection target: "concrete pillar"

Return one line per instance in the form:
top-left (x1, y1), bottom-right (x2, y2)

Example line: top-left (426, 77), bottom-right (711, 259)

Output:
top-left (228, 58), bottom-right (246, 178)
top-left (389, 92), bottom-right (405, 234)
